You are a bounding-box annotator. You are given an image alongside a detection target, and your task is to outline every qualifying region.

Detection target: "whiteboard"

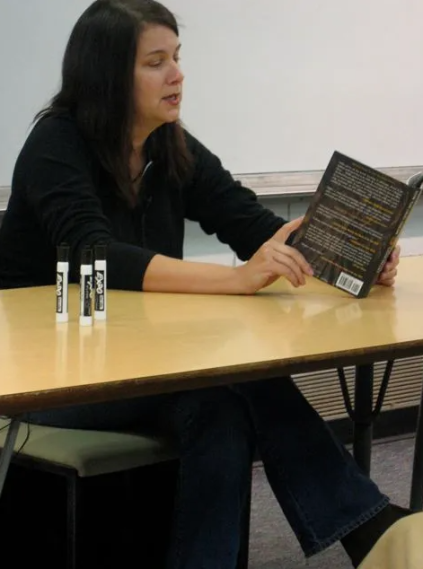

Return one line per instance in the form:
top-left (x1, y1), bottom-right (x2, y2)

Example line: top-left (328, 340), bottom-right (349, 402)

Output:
top-left (1, 0), bottom-right (423, 187)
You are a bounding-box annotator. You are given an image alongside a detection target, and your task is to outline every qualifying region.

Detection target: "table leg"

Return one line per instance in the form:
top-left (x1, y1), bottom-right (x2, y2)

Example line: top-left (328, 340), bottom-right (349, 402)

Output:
top-left (410, 382), bottom-right (423, 511)
top-left (0, 418), bottom-right (21, 498)
top-left (353, 364), bottom-right (374, 475)
top-left (338, 362), bottom-right (394, 476)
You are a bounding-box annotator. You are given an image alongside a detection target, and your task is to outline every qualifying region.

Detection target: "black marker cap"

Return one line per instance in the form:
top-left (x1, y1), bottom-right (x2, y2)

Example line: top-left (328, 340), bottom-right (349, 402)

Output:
top-left (94, 243), bottom-right (107, 261)
top-left (81, 247), bottom-right (92, 265)
top-left (57, 243), bottom-right (69, 262)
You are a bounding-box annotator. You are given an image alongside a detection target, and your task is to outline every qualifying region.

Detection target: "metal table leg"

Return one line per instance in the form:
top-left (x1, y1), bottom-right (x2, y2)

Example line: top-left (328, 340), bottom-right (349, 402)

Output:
top-left (410, 381), bottom-right (423, 511)
top-left (0, 418), bottom-right (21, 498)
top-left (338, 361), bottom-right (394, 476)
top-left (353, 364), bottom-right (374, 474)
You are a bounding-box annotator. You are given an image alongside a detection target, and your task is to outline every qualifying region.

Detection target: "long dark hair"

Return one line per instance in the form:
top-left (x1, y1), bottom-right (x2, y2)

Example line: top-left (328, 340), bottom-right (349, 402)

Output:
top-left (35, 0), bottom-right (192, 206)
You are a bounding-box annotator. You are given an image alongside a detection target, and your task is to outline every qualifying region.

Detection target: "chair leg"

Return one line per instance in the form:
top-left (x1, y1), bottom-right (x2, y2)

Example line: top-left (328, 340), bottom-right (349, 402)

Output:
top-left (237, 466), bottom-right (252, 569)
top-left (410, 384), bottom-right (423, 511)
top-left (66, 473), bottom-right (81, 569)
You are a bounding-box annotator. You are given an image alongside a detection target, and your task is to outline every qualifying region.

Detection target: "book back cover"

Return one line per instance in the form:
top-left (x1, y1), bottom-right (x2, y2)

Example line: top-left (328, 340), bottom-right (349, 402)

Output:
top-left (292, 151), bottom-right (421, 298)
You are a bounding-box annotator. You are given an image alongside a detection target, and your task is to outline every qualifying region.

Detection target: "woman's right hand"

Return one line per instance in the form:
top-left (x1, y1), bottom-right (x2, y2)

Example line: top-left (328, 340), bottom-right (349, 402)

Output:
top-left (233, 217), bottom-right (314, 294)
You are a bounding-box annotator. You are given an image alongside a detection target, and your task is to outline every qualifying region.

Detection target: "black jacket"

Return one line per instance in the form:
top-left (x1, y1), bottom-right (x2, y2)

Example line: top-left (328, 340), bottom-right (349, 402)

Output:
top-left (0, 114), bottom-right (287, 290)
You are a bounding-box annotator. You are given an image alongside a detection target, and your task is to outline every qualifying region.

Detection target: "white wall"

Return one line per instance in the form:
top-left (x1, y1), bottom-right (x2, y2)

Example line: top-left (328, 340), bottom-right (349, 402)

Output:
top-left (169, 0), bottom-right (423, 173)
top-left (0, 1), bottom-right (92, 186)
top-left (1, 0), bottom-right (423, 186)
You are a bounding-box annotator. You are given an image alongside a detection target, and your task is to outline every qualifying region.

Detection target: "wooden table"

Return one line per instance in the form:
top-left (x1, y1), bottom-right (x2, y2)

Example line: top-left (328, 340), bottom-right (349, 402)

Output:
top-left (1, 256), bottom-right (423, 500)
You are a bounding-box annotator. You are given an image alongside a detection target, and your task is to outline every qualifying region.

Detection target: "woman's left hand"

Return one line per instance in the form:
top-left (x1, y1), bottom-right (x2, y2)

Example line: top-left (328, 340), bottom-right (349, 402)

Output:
top-left (376, 245), bottom-right (401, 287)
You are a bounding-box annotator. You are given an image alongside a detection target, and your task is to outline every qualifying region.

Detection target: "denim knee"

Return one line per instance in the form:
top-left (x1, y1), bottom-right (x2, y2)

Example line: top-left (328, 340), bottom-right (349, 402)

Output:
top-left (162, 387), bottom-right (256, 473)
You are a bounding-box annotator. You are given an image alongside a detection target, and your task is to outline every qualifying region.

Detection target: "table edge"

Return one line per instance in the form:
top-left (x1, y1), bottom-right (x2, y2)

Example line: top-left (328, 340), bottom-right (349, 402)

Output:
top-left (2, 340), bottom-right (423, 417)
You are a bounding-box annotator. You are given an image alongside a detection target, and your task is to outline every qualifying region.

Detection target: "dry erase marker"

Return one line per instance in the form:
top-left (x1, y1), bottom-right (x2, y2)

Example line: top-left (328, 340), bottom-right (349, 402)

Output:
top-left (94, 244), bottom-right (107, 321)
top-left (79, 247), bottom-right (93, 326)
top-left (56, 243), bottom-right (69, 323)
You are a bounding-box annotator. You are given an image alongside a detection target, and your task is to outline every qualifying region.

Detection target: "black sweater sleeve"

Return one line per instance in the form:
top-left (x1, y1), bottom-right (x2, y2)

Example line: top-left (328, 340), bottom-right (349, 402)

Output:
top-left (22, 117), bottom-right (156, 290)
top-left (184, 134), bottom-right (289, 260)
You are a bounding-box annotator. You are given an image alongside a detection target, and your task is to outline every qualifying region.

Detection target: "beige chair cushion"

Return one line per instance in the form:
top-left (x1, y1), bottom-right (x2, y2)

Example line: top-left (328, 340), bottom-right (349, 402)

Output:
top-left (358, 513), bottom-right (423, 569)
top-left (0, 418), bottom-right (176, 477)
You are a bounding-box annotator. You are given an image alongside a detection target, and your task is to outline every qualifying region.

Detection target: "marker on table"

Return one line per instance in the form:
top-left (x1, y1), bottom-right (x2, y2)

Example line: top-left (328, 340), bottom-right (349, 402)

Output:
top-left (94, 243), bottom-right (107, 321)
top-left (56, 243), bottom-right (69, 323)
top-left (79, 247), bottom-right (93, 327)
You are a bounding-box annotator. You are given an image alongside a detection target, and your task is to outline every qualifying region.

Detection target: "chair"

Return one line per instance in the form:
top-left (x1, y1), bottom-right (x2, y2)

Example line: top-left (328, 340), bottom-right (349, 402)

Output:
top-left (0, 418), bottom-right (251, 568)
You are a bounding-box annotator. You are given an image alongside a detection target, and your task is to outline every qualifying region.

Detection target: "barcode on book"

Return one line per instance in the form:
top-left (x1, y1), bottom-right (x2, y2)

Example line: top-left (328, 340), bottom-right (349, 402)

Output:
top-left (335, 272), bottom-right (364, 296)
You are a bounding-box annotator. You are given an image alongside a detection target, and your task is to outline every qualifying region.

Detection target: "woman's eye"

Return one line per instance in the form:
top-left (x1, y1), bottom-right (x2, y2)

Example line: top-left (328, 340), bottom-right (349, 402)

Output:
top-left (148, 55), bottom-right (180, 68)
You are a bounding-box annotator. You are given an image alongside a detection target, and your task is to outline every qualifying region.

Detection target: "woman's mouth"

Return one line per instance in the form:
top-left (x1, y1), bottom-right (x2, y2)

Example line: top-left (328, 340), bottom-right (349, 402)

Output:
top-left (163, 94), bottom-right (181, 106)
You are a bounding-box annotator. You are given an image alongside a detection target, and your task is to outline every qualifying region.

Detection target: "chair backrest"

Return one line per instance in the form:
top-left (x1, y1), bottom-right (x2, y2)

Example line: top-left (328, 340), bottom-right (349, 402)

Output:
top-left (407, 172), bottom-right (423, 189)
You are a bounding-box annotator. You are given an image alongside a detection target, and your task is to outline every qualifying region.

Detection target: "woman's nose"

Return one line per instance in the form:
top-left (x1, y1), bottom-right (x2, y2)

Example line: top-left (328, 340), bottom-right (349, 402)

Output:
top-left (169, 61), bottom-right (184, 84)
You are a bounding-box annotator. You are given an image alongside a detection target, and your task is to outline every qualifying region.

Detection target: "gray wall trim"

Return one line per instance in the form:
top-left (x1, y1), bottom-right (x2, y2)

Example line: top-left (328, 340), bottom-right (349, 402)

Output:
top-left (1, 165), bottom-right (422, 211)
top-left (235, 165), bottom-right (423, 198)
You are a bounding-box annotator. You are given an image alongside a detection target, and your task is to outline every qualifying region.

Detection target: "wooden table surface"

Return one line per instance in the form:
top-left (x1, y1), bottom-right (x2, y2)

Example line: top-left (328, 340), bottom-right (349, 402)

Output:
top-left (0, 256), bottom-right (422, 415)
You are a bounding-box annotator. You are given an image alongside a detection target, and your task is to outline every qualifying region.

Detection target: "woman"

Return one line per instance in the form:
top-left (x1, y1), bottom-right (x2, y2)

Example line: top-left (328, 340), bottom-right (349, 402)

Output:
top-left (0, 1), bottom-right (404, 568)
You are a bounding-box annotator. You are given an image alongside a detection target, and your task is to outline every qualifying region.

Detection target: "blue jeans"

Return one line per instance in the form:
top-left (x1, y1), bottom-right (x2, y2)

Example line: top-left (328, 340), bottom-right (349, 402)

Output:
top-left (28, 377), bottom-right (388, 569)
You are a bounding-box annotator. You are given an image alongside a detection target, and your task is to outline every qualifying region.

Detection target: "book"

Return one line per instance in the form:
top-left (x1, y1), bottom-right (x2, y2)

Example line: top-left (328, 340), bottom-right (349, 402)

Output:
top-left (291, 151), bottom-right (422, 298)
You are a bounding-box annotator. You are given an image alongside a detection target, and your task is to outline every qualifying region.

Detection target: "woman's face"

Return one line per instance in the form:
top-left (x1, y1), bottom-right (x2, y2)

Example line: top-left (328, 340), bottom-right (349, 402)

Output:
top-left (133, 24), bottom-right (184, 133)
